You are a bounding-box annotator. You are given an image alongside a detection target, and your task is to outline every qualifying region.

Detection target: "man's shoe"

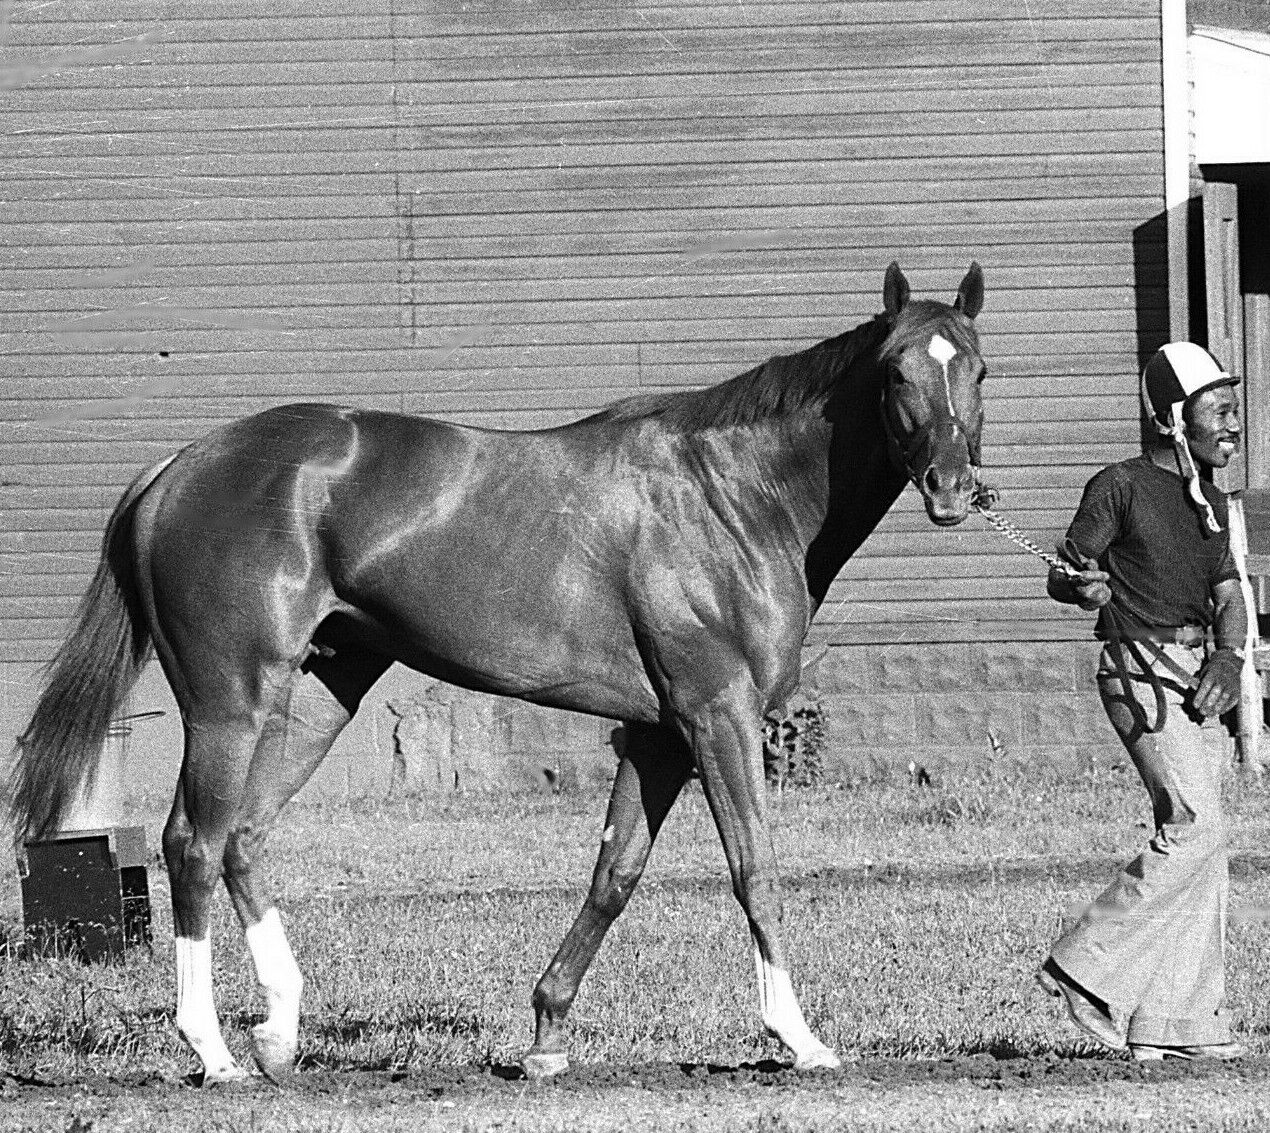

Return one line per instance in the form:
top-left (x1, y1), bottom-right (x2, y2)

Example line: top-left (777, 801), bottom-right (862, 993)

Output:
top-left (1036, 958), bottom-right (1127, 1051)
top-left (1129, 1041), bottom-right (1245, 1062)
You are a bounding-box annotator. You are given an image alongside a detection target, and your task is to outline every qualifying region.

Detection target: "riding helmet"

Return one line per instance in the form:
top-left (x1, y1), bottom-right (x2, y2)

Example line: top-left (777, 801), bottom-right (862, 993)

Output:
top-left (1141, 342), bottom-right (1239, 434)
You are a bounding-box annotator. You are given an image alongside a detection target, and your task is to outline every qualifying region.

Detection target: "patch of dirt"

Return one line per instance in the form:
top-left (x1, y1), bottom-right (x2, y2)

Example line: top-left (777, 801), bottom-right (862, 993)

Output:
top-left (5, 1051), bottom-right (1266, 1104)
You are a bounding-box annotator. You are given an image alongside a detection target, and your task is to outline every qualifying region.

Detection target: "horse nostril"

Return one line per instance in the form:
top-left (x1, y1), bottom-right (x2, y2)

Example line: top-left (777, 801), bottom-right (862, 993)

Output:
top-left (924, 464), bottom-right (976, 498)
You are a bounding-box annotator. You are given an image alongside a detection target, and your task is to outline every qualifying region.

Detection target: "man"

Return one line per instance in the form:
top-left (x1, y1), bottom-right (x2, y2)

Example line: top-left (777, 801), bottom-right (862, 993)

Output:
top-left (1038, 341), bottom-right (1248, 1061)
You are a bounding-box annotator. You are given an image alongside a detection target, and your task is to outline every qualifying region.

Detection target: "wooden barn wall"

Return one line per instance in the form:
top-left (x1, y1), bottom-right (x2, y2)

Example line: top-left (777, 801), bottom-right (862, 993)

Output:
top-left (0, 0), bottom-right (1166, 667)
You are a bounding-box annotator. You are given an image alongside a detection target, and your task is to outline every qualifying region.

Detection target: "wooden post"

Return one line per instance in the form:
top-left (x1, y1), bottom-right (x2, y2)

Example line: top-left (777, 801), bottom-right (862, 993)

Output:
top-left (1200, 178), bottom-right (1263, 769)
top-left (1228, 496), bottom-right (1264, 775)
top-left (1204, 181), bottom-right (1246, 497)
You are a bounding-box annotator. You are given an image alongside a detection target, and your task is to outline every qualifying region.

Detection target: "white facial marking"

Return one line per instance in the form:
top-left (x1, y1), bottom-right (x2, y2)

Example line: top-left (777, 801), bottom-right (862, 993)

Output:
top-left (927, 333), bottom-right (959, 415)
top-left (927, 333), bottom-right (957, 366)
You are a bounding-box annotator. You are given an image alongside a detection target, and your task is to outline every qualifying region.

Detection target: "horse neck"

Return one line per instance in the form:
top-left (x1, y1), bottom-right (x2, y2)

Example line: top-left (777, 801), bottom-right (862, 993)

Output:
top-left (699, 355), bottom-right (901, 608)
top-left (669, 324), bottom-right (906, 605)
top-left (798, 359), bottom-right (910, 609)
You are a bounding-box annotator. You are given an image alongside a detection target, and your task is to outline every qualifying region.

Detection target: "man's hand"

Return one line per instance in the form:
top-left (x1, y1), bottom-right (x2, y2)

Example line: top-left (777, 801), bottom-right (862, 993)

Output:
top-left (1193, 647), bottom-right (1244, 718)
top-left (1048, 549), bottom-right (1111, 611)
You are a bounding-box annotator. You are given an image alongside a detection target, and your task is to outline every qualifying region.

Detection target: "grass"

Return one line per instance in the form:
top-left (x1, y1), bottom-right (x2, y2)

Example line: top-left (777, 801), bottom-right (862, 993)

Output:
top-left (4, 752), bottom-right (1270, 1129)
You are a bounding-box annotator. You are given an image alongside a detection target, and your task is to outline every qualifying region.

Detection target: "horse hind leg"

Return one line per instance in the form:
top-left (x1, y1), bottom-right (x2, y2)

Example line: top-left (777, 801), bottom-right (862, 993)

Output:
top-left (522, 722), bottom-right (694, 1078)
top-left (222, 648), bottom-right (389, 1083)
top-left (164, 699), bottom-right (278, 1084)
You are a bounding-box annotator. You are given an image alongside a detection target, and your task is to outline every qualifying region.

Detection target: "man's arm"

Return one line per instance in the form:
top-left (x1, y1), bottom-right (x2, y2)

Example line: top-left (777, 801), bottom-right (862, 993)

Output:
top-left (1193, 578), bottom-right (1249, 718)
top-left (1212, 577), bottom-right (1249, 652)
top-left (1048, 471), bottom-right (1120, 611)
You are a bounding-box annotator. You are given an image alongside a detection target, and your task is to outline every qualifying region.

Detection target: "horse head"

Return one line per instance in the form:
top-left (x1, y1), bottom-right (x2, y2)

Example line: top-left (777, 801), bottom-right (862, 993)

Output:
top-left (878, 261), bottom-right (986, 526)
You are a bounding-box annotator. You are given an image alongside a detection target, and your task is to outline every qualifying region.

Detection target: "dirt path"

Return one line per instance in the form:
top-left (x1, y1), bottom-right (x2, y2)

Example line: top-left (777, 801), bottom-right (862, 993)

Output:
top-left (5, 1055), bottom-right (1270, 1133)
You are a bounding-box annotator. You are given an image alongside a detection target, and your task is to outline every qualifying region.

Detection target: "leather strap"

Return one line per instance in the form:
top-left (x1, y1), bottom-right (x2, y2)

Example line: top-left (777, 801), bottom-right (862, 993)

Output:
top-left (1100, 602), bottom-right (1201, 734)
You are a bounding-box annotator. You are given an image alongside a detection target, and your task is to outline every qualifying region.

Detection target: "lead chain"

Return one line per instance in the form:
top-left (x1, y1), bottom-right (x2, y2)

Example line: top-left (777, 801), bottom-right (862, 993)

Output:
top-left (973, 504), bottom-right (1082, 579)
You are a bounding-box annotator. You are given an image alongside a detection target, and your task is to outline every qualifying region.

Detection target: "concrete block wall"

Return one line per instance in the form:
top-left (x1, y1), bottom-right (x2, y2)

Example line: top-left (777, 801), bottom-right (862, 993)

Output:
top-left (382, 679), bottom-right (619, 797)
top-left (0, 641), bottom-right (1122, 819)
top-left (803, 640), bottom-right (1122, 783)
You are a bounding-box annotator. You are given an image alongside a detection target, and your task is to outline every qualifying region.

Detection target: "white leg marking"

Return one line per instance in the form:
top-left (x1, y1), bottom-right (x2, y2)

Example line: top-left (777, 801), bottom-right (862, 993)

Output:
top-left (246, 908), bottom-right (303, 1077)
top-left (752, 942), bottom-right (841, 1070)
top-left (927, 333), bottom-right (959, 416)
top-left (246, 908), bottom-right (304, 1040)
top-left (175, 936), bottom-right (244, 1081)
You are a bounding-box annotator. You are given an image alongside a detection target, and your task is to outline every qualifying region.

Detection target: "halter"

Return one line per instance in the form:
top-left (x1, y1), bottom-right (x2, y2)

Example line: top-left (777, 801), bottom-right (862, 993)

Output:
top-left (880, 363), bottom-right (980, 488)
top-left (882, 399), bottom-right (931, 486)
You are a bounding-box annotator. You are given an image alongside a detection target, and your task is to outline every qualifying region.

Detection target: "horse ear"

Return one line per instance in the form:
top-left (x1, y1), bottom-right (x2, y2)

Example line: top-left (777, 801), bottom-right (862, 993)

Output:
top-left (883, 261), bottom-right (910, 317)
top-left (954, 262), bottom-right (984, 320)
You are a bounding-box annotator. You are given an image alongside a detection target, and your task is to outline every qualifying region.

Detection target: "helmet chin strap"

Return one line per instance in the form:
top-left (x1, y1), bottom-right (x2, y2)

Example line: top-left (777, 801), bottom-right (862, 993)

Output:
top-left (1161, 409), bottom-right (1222, 535)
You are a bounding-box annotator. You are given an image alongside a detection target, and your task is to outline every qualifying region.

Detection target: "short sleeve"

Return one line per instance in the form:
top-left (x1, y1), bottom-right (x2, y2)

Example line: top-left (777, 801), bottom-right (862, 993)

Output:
top-left (1063, 465), bottom-right (1128, 563)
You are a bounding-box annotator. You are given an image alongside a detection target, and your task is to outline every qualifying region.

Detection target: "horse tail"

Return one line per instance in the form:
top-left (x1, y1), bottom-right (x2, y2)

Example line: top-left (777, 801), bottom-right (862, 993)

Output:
top-left (8, 457), bottom-right (175, 842)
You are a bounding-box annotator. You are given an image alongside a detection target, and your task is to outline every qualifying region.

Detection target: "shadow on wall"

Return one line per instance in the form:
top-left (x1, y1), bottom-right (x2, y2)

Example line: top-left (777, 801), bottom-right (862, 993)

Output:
top-left (1133, 209), bottom-right (1172, 451)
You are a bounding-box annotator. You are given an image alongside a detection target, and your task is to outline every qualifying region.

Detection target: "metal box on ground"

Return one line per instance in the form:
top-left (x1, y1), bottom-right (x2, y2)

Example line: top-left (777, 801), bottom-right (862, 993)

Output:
top-left (19, 827), bottom-right (152, 963)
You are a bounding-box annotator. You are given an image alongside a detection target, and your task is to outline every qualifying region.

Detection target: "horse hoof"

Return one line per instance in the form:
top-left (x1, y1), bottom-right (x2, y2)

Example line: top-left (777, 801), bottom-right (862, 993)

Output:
top-left (251, 1026), bottom-right (298, 1085)
top-left (794, 1046), bottom-right (842, 1071)
top-left (201, 1063), bottom-right (252, 1087)
top-left (521, 1049), bottom-right (570, 1079)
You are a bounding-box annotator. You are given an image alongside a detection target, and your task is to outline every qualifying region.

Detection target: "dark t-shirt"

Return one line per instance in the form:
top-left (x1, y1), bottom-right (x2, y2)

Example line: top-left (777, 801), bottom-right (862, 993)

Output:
top-left (1064, 456), bottom-right (1239, 630)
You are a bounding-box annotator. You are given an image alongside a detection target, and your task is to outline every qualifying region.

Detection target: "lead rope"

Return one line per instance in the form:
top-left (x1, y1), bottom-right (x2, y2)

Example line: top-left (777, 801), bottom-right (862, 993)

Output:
top-left (973, 498), bottom-right (1186, 733)
top-left (972, 502), bottom-right (1081, 579)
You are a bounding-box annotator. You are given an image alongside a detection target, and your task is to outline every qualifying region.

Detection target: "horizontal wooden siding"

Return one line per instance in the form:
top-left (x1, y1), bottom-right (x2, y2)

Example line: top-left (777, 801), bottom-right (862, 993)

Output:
top-left (0, 0), bottom-right (1165, 660)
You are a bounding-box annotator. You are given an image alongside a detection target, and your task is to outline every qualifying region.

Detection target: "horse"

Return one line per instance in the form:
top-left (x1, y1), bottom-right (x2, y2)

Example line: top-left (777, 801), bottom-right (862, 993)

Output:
top-left (9, 261), bottom-right (986, 1083)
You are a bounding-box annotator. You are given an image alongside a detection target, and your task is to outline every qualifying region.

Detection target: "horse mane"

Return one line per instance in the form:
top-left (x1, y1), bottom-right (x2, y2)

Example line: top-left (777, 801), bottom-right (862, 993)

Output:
top-left (585, 313), bottom-right (894, 433)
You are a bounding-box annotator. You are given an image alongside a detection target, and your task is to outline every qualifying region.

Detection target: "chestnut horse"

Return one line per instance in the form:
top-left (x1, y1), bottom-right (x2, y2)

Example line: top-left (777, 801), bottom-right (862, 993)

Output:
top-left (11, 262), bottom-right (986, 1082)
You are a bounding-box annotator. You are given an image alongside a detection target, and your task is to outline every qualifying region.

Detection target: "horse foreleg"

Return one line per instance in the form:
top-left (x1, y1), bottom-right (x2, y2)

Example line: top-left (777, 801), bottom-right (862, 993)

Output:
top-left (521, 723), bottom-right (693, 1078)
top-left (224, 653), bottom-right (389, 1083)
top-left (682, 681), bottom-right (840, 1071)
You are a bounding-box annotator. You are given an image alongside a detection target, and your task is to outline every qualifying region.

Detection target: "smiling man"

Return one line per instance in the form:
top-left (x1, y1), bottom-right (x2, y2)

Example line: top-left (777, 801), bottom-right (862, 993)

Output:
top-left (1036, 342), bottom-right (1249, 1062)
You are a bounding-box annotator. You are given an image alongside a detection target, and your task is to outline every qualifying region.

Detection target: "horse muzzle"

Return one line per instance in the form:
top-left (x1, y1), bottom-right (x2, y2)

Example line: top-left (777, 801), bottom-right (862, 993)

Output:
top-left (917, 459), bottom-right (980, 526)
top-left (886, 410), bottom-right (982, 526)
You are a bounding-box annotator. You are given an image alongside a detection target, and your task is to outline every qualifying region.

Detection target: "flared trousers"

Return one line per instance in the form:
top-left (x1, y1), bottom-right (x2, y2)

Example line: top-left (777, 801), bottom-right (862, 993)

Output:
top-left (1048, 642), bottom-right (1234, 1047)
